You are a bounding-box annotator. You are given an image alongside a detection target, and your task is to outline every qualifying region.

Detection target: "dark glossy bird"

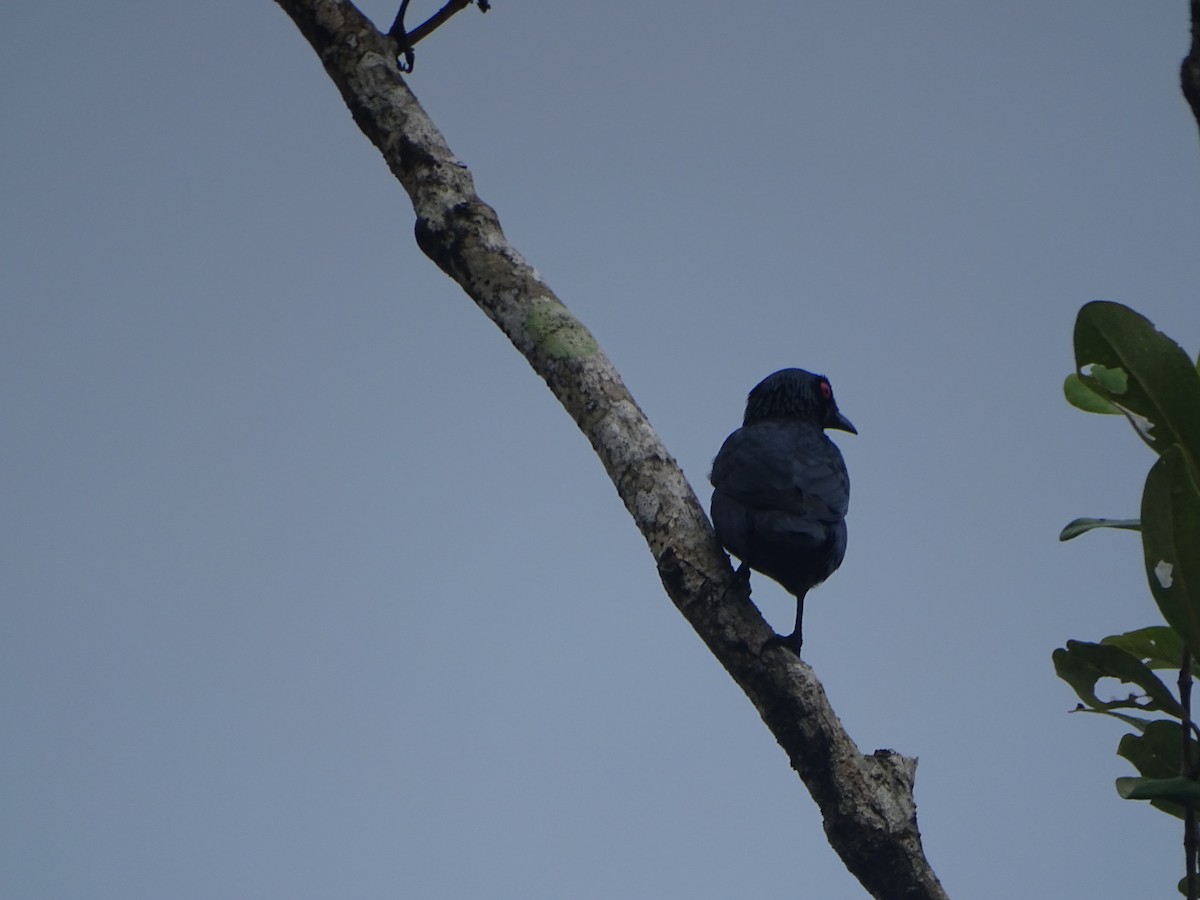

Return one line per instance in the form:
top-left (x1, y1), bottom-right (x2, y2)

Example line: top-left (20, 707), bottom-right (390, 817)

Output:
top-left (709, 368), bottom-right (855, 655)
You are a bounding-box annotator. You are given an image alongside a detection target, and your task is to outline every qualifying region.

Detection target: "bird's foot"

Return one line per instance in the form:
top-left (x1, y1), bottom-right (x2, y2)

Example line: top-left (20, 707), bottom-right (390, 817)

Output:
top-left (717, 562), bottom-right (752, 604)
top-left (762, 630), bottom-right (803, 657)
top-left (731, 562), bottom-right (751, 591)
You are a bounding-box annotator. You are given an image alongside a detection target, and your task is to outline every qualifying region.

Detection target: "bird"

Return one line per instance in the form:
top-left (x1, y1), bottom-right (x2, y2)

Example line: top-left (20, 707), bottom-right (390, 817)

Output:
top-left (709, 368), bottom-right (855, 655)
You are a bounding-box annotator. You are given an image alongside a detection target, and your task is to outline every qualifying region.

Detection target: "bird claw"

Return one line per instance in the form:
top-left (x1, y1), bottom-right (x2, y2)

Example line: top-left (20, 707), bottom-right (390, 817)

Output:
top-left (762, 631), bottom-right (803, 657)
top-left (732, 562), bottom-right (752, 590)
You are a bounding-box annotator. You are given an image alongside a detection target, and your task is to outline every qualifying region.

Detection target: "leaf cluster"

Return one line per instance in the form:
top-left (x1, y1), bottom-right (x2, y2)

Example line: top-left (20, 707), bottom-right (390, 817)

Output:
top-left (1061, 301), bottom-right (1200, 654)
top-left (1055, 302), bottom-right (1200, 889)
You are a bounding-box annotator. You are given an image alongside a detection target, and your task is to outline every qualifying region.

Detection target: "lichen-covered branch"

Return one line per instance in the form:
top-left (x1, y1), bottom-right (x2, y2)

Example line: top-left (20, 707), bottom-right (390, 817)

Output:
top-left (271, 1), bottom-right (948, 896)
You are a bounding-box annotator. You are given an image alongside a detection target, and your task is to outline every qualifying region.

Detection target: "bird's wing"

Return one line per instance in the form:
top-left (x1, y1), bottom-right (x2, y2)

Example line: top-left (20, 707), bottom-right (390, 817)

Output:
top-left (711, 422), bottom-right (848, 522)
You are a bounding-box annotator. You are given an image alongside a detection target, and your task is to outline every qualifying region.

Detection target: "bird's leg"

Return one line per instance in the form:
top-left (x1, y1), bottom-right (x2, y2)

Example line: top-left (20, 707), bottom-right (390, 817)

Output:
top-left (388, 0), bottom-right (416, 71)
top-left (764, 591), bottom-right (806, 656)
top-left (788, 591), bottom-right (806, 654)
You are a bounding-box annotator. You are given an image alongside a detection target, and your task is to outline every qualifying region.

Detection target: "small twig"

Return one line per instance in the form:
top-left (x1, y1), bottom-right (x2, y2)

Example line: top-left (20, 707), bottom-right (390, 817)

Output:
top-left (1185, 652), bottom-right (1196, 775)
top-left (388, 0), bottom-right (491, 72)
top-left (406, 0), bottom-right (488, 46)
top-left (386, 0), bottom-right (410, 36)
top-left (389, 0), bottom-right (415, 71)
top-left (1181, 649), bottom-right (1197, 899)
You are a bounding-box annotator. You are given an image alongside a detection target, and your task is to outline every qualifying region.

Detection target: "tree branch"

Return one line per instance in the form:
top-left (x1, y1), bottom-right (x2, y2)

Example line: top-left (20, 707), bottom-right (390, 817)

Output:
top-left (390, 0), bottom-right (486, 47)
top-left (271, 2), bottom-right (948, 896)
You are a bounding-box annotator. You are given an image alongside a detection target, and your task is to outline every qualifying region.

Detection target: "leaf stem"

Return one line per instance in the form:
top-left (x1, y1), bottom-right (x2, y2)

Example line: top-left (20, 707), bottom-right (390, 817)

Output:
top-left (1180, 648), bottom-right (1197, 899)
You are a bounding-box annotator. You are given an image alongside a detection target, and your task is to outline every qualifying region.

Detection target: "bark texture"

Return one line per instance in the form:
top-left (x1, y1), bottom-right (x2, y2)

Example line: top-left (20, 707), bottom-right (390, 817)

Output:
top-left (272, 2), bottom-right (948, 897)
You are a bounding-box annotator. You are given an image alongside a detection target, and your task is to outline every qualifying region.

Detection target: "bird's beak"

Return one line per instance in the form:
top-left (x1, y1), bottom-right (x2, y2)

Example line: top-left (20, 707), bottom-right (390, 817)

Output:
top-left (830, 411), bottom-right (857, 434)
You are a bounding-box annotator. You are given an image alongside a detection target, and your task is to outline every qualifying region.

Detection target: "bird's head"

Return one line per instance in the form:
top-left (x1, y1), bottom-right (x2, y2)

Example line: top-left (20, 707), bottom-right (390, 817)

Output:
top-left (743, 368), bottom-right (857, 433)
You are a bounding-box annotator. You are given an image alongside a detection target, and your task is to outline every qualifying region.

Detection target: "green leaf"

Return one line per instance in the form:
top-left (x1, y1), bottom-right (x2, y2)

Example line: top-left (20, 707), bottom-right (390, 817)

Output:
top-left (1059, 517), bottom-right (1141, 541)
top-left (1141, 446), bottom-right (1200, 658)
top-left (1087, 364), bottom-right (1130, 394)
top-left (1116, 776), bottom-right (1200, 808)
top-left (1102, 626), bottom-right (1199, 674)
top-left (1072, 706), bottom-right (1156, 732)
top-left (1118, 719), bottom-right (1183, 777)
top-left (1073, 301), bottom-right (1200, 474)
top-left (1052, 640), bottom-right (1184, 718)
top-left (1063, 373), bottom-right (1120, 414)
top-left (1117, 721), bottom-right (1188, 818)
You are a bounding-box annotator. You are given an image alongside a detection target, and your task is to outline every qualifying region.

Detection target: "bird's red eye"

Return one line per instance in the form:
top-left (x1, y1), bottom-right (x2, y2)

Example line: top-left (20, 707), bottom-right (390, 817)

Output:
top-left (819, 380), bottom-right (832, 400)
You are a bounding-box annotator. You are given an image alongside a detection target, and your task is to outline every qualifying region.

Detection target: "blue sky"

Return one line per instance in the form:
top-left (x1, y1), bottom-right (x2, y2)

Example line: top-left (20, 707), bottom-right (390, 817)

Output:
top-left (5, 2), bottom-right (1200, 897)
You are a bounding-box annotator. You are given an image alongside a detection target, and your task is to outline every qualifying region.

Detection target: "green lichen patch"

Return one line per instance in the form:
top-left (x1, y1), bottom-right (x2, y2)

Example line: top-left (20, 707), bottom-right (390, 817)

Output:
top-left (525, 297), bottom-right (598, 359)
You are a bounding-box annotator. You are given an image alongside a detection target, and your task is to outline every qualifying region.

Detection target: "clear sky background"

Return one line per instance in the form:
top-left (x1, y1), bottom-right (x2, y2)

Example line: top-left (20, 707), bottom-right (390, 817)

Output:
top-left (5, 2), bottom-right (1200, 898)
